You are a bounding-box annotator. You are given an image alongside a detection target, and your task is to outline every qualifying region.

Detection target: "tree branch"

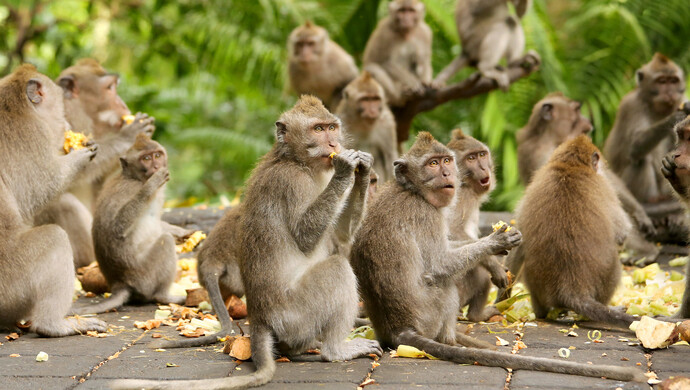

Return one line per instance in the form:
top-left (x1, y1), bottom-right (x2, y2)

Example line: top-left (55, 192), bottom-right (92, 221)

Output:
top-left (393, 52), bottom-right (541, 143)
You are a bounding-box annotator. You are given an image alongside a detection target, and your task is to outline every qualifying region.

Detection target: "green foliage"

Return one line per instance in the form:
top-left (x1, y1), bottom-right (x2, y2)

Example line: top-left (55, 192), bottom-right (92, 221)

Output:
top-left (2, 0), bottom-right (690, 209)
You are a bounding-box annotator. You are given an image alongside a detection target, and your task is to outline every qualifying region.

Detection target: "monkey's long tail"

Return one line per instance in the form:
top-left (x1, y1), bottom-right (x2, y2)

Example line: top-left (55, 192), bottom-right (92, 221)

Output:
top-left (110, 325), bottom-right (276, 390)
top-left (71, 289), bottom-right (130, 315)
top-left (398, 329), bottom-right (647, 382)
top-left (566, 297), bottom-right (637, 330)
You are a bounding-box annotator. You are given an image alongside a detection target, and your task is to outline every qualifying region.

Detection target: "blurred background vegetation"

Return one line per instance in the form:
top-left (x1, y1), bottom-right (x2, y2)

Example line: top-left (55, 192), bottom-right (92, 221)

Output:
top-left (2, 0), bottom-right (690, 210)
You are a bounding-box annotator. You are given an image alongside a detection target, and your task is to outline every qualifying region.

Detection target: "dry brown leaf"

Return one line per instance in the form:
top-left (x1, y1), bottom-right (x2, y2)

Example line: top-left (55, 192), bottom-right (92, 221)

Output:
top-left (181, 328), bottom-right (206, 338)
top-left (152, 333), bottom-right (163, 339)
top-left (76, 262), bottom-right (109, 294)
top-left (5, 333), bottom-right (19, 341)
top-left (225, 295), bottom-right (247, 319)
top-left (223, 336), bottom-right (251, 360)
top-left (134, 320), bottom-right (162, 330)
top-left (678, 320), bottom-right (690, 343)
top-left (185, 288), bottom-right (210, 307)
top-left (276, 356), bottom-right (290, 362)
top-left (9, 354), bottom-right (20, 357)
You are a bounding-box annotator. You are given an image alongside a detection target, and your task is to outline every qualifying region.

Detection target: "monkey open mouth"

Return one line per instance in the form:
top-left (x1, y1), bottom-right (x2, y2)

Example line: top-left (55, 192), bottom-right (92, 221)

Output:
top-left (479, 177), bottom-right (491, 187)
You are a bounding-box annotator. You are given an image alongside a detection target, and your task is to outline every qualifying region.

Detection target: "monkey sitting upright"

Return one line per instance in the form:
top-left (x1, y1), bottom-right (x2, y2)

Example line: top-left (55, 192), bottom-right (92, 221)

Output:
top-left (435, 0), bottom-right (534, 89)
top-left (446, 129), bottom-right (509, 322)
top-left (349, 131), bottom-right (645, 382)
top-left (515, 135), bottom-right (637, 328)
top-left (288, 22), bottom-right (359, 111)
top-left (72, 134), bottom-right (185, 314)
top-left (0, 64), bottom-right (106, 337)
top-left (336, 71), bottom-right (398, 183)
top-left (661, 116), bottom-right (690, 319)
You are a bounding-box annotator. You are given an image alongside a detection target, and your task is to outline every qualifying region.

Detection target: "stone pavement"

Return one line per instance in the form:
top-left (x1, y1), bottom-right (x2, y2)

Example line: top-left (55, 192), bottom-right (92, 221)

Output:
top-left (0, 209), bottom-right (688, 389)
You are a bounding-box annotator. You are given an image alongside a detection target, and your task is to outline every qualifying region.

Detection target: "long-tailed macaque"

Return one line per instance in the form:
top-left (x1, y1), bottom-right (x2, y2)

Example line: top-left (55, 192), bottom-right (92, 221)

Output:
top-left (516, 93), bottom-right (658, 264)
top-left (336, 71), bottom-right (398, 183)
top-left (112, 96), bottom-right (382, 390)
top-left (435, 0), bottom-right (532, 88)
top-left (605, 53), bottom-right (689, 204)
top-left (363, 0), bottom-right (432, 107)
top-left (661, 116), bottom-right (690, 318)
top-left (72, 134), bottom-right (185, 315)
top-left (34, 59), bottom-right (156, 268)
top-left (349, 131), bottom-right (645, 382)
top-left (0, 64), bottom-right (106, 337)
top-left (513, 135), bottom-right (638, 328)
top-left (446, 129), bottom-right (508, 322)
top-left (288, 22), bottom-right (359, 111)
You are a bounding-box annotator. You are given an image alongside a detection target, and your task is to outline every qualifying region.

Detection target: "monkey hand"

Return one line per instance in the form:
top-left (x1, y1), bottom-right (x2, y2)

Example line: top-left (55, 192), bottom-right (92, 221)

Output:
top-left (146, 167), bottom-right (170, 191)
top-left (489, 265), bottom-right (510, 290)
top-left (487, 224), bottom-right (522, 255)
top-left (121, 112), bottom-right (155, 139)
top-left (632, 210), bottom-right (656, 239)
top-left (67, 142), bottom-right (98, 168)
top-left (354, 151), bottom-right (373, 177)
top-left (332, 149), bottom-right (360, 177)
top-left (679, 101), bottom-right (690, 116)
top-left (661, 154), bottom-right (684, 195)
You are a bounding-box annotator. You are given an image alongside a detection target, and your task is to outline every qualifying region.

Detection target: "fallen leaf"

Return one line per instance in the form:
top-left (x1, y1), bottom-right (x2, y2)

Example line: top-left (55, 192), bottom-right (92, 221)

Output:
top-left (276, 356), bottom-right (290, 362)
top-left (223, 336), bottom-right (251, 360)
top-left (6, 333), bottom-right (19, 341)
top-left (10, 354), bottom-right (20, 358)
top-left (134, 320), bottom-right (162, 330)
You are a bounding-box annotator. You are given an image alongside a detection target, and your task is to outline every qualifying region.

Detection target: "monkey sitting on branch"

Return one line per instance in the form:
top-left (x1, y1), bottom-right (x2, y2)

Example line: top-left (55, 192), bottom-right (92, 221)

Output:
top-left (288, 21), bottom-right (359, 111)
top-left (112, 96), bottom-right (382, 390)
top-left (510, 135), bottom-right (639, 328)
top-left (435, 0), bottom-right (534, 89)
top-left (0, 64), bottom-right (106, 337)
top-left (446, 129), bottom-right (509, 322)
top-left (661, 116), bottom-right (690, 319)
top-left (350, 131), bottom-right (646, 382)
top-left (72, 134), bottom-right (186, 315)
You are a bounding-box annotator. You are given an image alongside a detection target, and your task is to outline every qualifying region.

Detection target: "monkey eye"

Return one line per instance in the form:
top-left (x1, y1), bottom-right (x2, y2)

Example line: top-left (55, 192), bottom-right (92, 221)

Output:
top-left (143, 155), bottom-right (151, 161)
top-left (467, 155), bottom-right (476, 161)
top-left (443, 157), bottom-right (452, 164)
top-left (314, 125), bottom-right (324, 132)
top-left (429, 160), bottom-right (439, 166)
top-left (154, 152), bottom-right (162, 159)
top-left (479, 152), bottom-right (487, 158)
top-left (328, 124), bottom-right (336, 131)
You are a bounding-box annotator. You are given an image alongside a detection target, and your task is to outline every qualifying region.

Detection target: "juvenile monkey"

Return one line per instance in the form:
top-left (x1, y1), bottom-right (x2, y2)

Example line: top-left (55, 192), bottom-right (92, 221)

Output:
top-left (515, 135), bottom-right (637, 328)
top-left (661, 116), bottom-right (690, 318)
top-left (0, 64), bottom-right (106, 336)
top-left (72, 134), bottom-right (185, 315)
top-left (113, 96), bottom-right (382, 389)
top-left (34, 59), bottom-right (156, 268)
top-left (516, 93), bottom-right (658, 265)
top-left (434, 0), bottom-right (532, 88)
top-left (336, 71), bottom-right (398, 183)
top-left (350, 132), bottom-right (645, 382)
top-left (604, 53), bottom-right (689, 204)
top-left (446, 129), bottom-right (508, 322)
top-left (288, 22), bottom-right (359, 111)
top-left (363, 0), bottom-right (432, 107)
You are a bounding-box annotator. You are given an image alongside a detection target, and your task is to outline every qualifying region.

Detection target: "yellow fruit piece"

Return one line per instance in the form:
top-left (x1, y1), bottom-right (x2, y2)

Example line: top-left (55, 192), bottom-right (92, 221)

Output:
top-left (122, 114), bottom-right (136, 125)
top-left (63, 130), bottom-right (89, 154)
top-left (492, 220), bottom-right (513, 232)
top-left (395, 344), bottom-right (437, 360)
top-left (175, 231), bottom-right (207, 253)
top-left (329, 152), bottom-right (337, 159)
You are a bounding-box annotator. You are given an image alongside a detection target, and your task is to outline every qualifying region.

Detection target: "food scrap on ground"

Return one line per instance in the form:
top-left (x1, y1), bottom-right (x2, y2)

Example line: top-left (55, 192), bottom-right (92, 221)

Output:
top-left (223, 335), bottom-right (251, 360)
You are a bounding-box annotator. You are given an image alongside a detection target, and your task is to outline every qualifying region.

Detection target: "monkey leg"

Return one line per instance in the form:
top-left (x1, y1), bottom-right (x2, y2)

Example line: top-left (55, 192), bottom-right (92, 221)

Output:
top-left (621, 229), bottom-right (660, 266)
top-left (279, 255), bottom-right (382, 361)
top-left (71, 288), bottom-right (130, 315)
top-left (34, 193), bottom-right (95, 269)
top-left (434, 55), bottom-right (469, 85)
top-left (505, 25), bottom-right (526, 65)
top-left (398, 330), bottom-right (646, 382)
top-left (6, 225), bottom-right (107, 336)
top-left (148, 234), bottom-right (186, 305)
top-left (477, 25), bottom-right (513, 90)
top-left (465, 270), bottom-right (500, 323)
top-left (455, 324), bottom-right (496, 350)
top-left (565, 297), bottom-right (636, 329)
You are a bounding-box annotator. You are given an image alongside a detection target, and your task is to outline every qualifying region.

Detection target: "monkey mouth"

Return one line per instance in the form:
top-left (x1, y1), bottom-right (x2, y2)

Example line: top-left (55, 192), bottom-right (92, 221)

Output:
top-left (479, 177), bottom-right (491, 187)
top-left (442, 184), bottom-right (455, 190)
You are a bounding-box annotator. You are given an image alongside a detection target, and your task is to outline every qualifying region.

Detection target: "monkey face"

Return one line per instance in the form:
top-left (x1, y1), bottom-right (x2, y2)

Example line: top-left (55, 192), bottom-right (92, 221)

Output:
top-left (650, 74), bottom-right (684, 114)
top-left (392, 1), bottom-right (423, 32)
top-left (421, 155), bottom-right (457, 208)
top-left (294, 37), bottom-right (324, 64)
top-left (358, 95), bottom-right (383, 120)
top-left (674, 127), bottom-right (690, 179)
top-left (309, 122), bottom-right (342, 167)
top-left (463, 150), bottom-right (494, 194)
top-left (139, 149), bottom-right (167, 179)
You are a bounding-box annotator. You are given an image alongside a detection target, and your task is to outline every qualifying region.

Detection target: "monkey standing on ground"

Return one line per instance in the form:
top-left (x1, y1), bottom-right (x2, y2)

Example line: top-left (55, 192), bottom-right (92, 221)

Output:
top-left (434, 0), bottom-right (533, 88)
top-left (34, 59), bottom-right (158, 268)
top-left (0, 64), bottom-right (106, 337)
top-left (336, 71), bottom-right (398, 183)
top-left (363, 0), bottom-right (432, 108)
top-left (515, 92), bottom-right (658, 265)
top-left (661, 116), bottom-right (690, 318)
top-left (113, 96), bottom-right (382, 390)
top-left (516, 135), bottom-right (638, 328)
top-left (72, 134), bottom-right (186, 315)
top-left (288, 22), bottom-right (359, 111)
top-left (350, 131), bottom-right (645, 382)
top-left (446, 129), bottom-right (509, 322)
top-left (605, 53), bottom-right (690, 205)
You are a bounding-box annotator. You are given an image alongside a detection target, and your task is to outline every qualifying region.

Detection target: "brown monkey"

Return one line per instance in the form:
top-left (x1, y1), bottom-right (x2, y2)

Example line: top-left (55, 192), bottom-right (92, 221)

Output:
top-left (435, 0), bottom-right (533, 88)
top-left (363, 0), bottom-right (432, 107)
top-left (661, 116), bottom-right (690, 318)
top-left (0, 64), bottom-right (106, 336)
top-left (113, 96), bottom-right (382, 389)
top-left (515, 135), bottom-right (638, 328)
top-left (516, 93), bottom-right (658, 265)
top-left (72, 134), bottom-right (185, 315)
top-left (604, 53), bottom-right (689, 204)
top-left (446, 129), bottom-right (508, 322)
top-left (336, 71), bottom-right (398, 183)
top-left (34, 59), bottom-right (157, 268)
top-left (350, 132), bottom-right (645, 382)
top-left (288, 22), bottom-right (359, 110)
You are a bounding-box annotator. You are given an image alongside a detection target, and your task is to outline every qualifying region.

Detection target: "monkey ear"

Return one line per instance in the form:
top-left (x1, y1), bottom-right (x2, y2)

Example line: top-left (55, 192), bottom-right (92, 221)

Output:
top-left (26, 78), bottom-right (44, 105)
top-left (275, 121), bottom-right (287, 142)
top-left (120, 157), bottom-right (128, 171)
top-left (540, 103), bottom-right (553, 121)
top-left (57, 75), bottom-right (77, 98)
top-left (393, 159), bottom-right (409, 184)
top-left (636, 70), bottom-right (644, 85)
top-left (591, 151), bottom-right (600, 172)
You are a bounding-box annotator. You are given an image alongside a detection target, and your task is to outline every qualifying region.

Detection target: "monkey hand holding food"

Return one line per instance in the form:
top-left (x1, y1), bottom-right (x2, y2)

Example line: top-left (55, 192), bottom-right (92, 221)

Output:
top-left (120, 112), bottom-right (155, 139)
top-left (331, 149), bottom-right (361, 179)
top-left (485, 223), bottom-right (522, 255)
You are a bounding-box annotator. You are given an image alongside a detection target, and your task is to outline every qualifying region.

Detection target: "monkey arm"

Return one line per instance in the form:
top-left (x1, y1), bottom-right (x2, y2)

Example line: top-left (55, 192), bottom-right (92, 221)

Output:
top-left (334, 171), bottom-right (370, 244)
top-left (110, 181), bottom-right (160, 238)
top-left (161, 221), bottom-right (194, 241)
top-left (427, 238), bottom-right (498, 282)
top-left (77, 134), bottom-right (134, 183)
top-left (382, 62), bottom-right (423, 89)
top-left (471, 0), bottom-right (509, 16)
top-left (629, 112), bottom-right (683, 160)
top-left (290, 172), bottom-right (354, 254)
top-left (605, 168), bottom-right (655, 236)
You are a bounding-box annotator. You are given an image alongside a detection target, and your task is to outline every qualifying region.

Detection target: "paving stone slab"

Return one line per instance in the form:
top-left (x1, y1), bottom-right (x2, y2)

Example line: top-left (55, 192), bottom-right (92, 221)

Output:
top-left (0, 376), bottom-right (77, 390)
top-left (0, 354), bottom-right (102, 378)
top-left (237, 357), bottom-right (373, 384)
top-left (510, 370), bottom-right (648, 389)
